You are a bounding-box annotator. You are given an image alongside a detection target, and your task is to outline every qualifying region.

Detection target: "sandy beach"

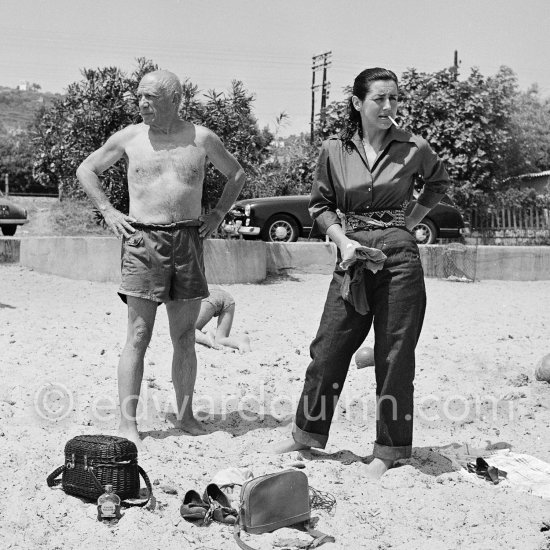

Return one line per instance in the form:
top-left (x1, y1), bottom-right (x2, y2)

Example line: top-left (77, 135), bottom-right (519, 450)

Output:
top-left (1, 263), bottom-right (550, 549)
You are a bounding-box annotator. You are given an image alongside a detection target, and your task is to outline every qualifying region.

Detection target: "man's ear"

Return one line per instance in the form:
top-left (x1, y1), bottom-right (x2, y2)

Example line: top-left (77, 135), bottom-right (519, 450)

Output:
top-left (172, 92), bottom-right (182, 107)
top-left (351, 95), bottom-right (361, 111)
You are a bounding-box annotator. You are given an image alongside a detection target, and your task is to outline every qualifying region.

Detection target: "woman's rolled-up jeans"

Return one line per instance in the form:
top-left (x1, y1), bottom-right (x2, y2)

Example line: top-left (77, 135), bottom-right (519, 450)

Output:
top-left (292, 227), bottom-right (426, 460)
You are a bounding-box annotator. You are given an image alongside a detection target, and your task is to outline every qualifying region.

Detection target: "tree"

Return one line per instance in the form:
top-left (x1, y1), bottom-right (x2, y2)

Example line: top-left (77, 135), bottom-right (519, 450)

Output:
top-left (191, 81), bottom-right (273, 207)
top-left (31, 58), bottom-right (157, 209)
top-left (0, 131), bottom-right (52, 194)
top-left (252, 133), bottom-right (318, 198)
top-left (317, 66), bottom-right (525, 210)
top-left (504, 84), bottom-right (550, 176)
top-left (31, 58), bottom-right (272, 213)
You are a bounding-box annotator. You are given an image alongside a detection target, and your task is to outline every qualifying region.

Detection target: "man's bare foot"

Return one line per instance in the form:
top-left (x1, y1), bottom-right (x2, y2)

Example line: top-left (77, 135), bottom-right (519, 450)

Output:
top-left (118, 423), bottom-right (142, 449)
top-left (268, 438), bottom-right (311, 454)
top-left (364, 457), bottom-right (393, 480)
top-left (175, 415), bottom-right (207, 436)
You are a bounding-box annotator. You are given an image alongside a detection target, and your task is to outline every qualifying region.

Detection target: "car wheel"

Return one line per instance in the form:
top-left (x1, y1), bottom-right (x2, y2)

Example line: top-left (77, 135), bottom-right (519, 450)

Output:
top-left (1, 225), bottom-right (17, 236)
top-left (262, 214), bottom-right (299, 242)
top-left (412, 219), bottom-right (437, 245)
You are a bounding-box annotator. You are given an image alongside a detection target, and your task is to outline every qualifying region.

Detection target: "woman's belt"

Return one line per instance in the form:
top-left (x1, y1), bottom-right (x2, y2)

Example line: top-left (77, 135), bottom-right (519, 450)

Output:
top-left (130, 220), bottom-right (201, 230)
top-left (339, 208), bottom-right (406, 232)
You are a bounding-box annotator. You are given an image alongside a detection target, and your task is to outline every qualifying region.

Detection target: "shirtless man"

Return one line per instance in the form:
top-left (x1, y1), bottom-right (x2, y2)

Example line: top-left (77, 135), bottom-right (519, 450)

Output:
top-left (76, 70), bottom-right (245, 446)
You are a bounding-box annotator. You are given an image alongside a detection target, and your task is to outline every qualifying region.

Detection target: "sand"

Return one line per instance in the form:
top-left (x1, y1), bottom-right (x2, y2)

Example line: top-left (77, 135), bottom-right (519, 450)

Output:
top-left (1, 263), bottom-right (550, 549)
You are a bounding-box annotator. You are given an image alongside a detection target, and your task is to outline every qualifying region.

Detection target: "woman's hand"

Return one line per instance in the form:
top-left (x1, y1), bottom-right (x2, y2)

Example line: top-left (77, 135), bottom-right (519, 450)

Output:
top-left (340, 239), bottom-right (361, 265)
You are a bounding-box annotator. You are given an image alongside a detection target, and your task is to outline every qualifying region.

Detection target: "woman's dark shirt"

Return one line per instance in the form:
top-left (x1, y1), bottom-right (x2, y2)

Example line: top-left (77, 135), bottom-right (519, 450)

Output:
top-left (310, 127), bottom-right (451, 234)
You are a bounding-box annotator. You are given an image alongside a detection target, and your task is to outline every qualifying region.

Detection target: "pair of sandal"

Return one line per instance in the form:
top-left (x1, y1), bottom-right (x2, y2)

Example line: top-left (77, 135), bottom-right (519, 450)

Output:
top-left (180, 483), bottom-right (238, 526)
top-left (467, 457), bottom-right (507, 485)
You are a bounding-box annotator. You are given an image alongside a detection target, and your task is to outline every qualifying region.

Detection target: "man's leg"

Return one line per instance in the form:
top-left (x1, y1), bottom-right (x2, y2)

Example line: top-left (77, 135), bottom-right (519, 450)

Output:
top-left (118, 296), bottom-right (158, 446)
top-left (166, 298), bottom-right (205, 435)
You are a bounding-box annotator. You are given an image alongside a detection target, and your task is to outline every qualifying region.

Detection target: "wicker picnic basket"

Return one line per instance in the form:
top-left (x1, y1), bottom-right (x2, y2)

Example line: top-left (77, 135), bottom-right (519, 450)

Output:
top-left (47, 435), bottom-right (152, 506)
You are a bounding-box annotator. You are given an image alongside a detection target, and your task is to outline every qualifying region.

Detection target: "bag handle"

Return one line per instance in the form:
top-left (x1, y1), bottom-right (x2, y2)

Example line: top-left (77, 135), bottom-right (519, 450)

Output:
top-left (47, 465), bottom-right (65, 488)
top-left (46, 464), bottom-right (153, 508)
top-left (233, 524), bottom-right (257, 550)
top-left (233, 521), bottom-right (334, 550)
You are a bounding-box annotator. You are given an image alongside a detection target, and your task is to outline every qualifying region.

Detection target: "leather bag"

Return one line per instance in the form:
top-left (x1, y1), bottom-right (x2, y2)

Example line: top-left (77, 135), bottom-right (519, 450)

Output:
top-left (46, 435), bottom-right (152, 507)
top-left (233, 469), bottom-right (334, 549)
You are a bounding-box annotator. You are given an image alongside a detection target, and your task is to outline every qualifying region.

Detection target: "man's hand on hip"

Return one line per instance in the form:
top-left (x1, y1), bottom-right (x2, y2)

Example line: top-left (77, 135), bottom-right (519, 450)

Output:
top-left (199, 209), bottom-right (224, 239)
top-left (102, 207), bottom-right (137, 238)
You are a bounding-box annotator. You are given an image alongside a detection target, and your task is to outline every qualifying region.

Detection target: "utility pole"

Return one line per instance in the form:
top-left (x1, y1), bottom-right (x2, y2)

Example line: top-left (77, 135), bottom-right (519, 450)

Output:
top-left (310, 51), bottom-right (332, 144)
top-left (4, 174), bottom-right (8, 197)
top-left (451, 50), bottom-right (460, 80)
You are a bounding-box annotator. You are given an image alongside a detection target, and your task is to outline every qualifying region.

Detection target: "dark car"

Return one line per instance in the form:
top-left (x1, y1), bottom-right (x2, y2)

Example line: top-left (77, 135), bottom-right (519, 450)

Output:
top-left (222, 194), bottom-right (467, 244)
top-left (0, 192), bottom-right (28, 236)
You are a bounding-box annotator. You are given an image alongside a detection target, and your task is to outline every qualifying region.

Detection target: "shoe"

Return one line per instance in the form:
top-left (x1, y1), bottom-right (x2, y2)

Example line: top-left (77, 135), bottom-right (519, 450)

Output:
top-left (180, 489), bottom-right (210, 525)
top-left (202, 483), bottom-right (238, 525)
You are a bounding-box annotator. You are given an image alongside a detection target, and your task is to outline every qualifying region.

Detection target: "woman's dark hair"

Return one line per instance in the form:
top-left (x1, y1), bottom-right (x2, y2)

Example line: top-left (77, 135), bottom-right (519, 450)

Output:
top-left (341, 67), bottom-right (398, 145)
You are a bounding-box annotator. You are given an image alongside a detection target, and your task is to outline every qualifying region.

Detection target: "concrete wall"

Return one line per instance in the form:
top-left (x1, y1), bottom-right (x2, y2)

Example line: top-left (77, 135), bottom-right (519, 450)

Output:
top-left (0, 237), bottom-right (20, 263)
top-left (266, 241), bottom-right (336, 274)
top-left (3, 237), bottom-right (550, 282)
top-left (266, 242), bottom-right (550, 281)
top-left (16, 237), bottom-right (266, 284)
top-left (204, 239), bottom-right (265, 283)
top-left (475, 245), bottom-right (550, 281)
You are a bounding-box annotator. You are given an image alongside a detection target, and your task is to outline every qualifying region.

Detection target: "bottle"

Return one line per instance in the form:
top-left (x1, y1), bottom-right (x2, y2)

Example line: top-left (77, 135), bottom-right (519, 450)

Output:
top-left (97, 484), bottom-right (121, 524)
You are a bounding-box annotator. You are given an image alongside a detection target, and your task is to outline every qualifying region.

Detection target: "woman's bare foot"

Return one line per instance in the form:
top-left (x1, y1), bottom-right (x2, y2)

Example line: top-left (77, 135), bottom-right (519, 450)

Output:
top-left (364, 457), bottom-right (393, 480)
top-left (206, 330), bottom-right (222, 349)
top-left (175, 415), bottom-right (207, 436)
top-left (238, 335), bottom-right (251, 354)
top-left (118, 422), bottom-right (142, 449)
top-left (269, 438), bottom-right (311, 454)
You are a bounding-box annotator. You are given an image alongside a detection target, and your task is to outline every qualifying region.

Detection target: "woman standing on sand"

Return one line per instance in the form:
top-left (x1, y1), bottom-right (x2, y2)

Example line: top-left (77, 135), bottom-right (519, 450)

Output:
top-left (273, 68), bottom-right (450, 479)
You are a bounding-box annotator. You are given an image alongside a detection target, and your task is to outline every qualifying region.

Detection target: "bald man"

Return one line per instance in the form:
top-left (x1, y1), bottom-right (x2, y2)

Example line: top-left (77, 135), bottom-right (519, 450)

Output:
top-left (77, 70), bottom-right (245, 446)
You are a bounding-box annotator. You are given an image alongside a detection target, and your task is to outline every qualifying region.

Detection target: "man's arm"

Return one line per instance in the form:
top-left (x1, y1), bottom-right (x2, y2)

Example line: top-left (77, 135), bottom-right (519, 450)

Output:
top-left (199, 130), bottom-right (245, 238)
top-left (76, 129), bottom-right (136, 237)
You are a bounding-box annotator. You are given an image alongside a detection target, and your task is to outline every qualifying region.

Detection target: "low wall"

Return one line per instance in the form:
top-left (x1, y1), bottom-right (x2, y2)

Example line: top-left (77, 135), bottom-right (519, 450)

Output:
top-left (475, 245), bottom-right (550, 281)
top-left (0, 237), bottom-right (20, 263)
top-left (16, 237), bottom-right (266, 284)
top-left (267, 241), bottom-right (550, 281)
top-left (3, 237), bottom-right (550, 282)
top-left (266, 241), bottom-right (336, 274)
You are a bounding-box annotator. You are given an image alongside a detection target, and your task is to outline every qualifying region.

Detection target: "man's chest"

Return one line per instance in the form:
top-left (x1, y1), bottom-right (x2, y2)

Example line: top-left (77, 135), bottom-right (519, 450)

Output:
top-left (126, 140), bottom-right (206, 181)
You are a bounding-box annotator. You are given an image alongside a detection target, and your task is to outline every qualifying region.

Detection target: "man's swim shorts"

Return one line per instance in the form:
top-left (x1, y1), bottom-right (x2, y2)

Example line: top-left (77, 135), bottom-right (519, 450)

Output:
top-left (118, 220), bottom-right (209, 304)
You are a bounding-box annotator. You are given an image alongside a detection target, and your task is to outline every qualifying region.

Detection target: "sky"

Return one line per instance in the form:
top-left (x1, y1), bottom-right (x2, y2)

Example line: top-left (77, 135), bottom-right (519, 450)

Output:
top-left (1, 0), bottom-right (549, 137)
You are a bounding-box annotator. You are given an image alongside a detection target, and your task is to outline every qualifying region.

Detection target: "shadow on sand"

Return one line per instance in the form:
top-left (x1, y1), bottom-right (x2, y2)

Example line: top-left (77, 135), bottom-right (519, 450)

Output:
top-left (290, 445), bottom-right (459, 477)
top-left (141, 409), bottom-right (292, 441)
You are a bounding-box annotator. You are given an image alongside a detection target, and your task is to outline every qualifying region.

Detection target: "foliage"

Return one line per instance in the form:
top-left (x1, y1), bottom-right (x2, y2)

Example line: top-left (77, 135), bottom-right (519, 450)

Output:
top-left (251, 134), bottom-right (319, 198)
top-left (31, 59), bottom-right (272, 214)
top-left (492, 186), bottom-right (550, 209)
top-left (0, 133), bottom-right (38, 193)
top-left (504, 85), bottom-right (550, 176)
top-left (31, 58), bottom-right (157, 211)
top-left (187, 81), bottom-right (273, 207)
top-left (315, 66), bottom-right (550, 211)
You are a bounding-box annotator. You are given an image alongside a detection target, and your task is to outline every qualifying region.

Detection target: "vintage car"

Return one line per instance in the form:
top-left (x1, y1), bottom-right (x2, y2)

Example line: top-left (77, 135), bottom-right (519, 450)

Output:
top-left (222, 194), bottom-right (468, 244)
top-left (0, 192), bottom-right (28, 236)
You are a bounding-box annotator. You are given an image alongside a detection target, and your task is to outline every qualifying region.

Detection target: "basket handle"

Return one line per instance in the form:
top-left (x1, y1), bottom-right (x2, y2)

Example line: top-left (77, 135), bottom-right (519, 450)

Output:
top-left (47, 463), bottom-right (153, 508)
top-left (88, 464), bottom-right (153, 508)
top-left (46, 465), bottom-right (65, 488)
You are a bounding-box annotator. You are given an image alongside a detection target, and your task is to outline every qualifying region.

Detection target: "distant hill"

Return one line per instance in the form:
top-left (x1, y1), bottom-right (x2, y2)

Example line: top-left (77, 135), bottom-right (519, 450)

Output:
top-left (0, 86), bottom-right (62, 134)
